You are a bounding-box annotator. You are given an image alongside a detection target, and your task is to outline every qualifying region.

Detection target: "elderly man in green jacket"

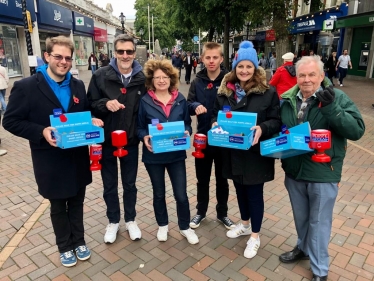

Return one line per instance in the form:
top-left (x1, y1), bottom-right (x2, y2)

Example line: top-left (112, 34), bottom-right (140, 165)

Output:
top-left (278, 56), bottom-right (365, 281)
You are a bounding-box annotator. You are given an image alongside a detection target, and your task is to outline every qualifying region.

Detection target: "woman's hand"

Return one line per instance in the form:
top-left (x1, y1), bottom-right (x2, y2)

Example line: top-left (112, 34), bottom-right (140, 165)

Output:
top-left (251, 125), bottom-right (262, 146)
top-left (184, 130), bottom-right (190, 136)
top-left (212, 122), bottom-right (218, 128)
top-left (143, 135), bottom-right (153, 152)
top-left (92, 118), bottom-right (104, 127)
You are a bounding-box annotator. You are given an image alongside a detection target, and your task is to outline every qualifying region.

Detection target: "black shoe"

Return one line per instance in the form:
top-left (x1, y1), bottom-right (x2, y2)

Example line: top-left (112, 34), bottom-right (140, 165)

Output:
top-left (189, 214), bottom-right (205, 229)
top-left (372, 104), bottom-right (374, 108)
top-left (311, 274), bottom-right (327, 281)
top-left (279, 245), bottom-right (309, 263)
top-left (217, 216), bottom-right (236, 230)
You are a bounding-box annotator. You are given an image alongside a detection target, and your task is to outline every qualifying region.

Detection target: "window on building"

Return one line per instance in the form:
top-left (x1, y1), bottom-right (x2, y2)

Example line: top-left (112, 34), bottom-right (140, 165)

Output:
top-left (0, 24), bottom-right (22, 77)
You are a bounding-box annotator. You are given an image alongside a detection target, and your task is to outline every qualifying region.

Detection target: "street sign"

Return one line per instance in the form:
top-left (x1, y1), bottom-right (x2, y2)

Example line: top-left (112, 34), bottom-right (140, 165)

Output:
top-left (193, 35), bottom-right (199, 43)
top-left (26, 11), bottom-right (33, 33)
top-left (75, 17), bottom-right (84, 26)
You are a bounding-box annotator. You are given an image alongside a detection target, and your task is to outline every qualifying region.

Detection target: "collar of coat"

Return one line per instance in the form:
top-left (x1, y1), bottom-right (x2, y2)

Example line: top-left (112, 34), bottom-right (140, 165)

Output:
top-left (217, 67), bottom-right (269, 97)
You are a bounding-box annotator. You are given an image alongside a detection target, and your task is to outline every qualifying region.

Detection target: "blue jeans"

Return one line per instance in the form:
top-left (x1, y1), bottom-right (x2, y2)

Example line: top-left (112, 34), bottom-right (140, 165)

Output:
top-left (338, 67), bottom-right (348, 84)
top-left (91, 65), bottom-right (97, 74)
top-left (285, 175), bottom-right (338, 276)
top-left (0, 89), bottom-right (6, 111)
top-left (101, 144), bottom-right (139, 223)
top-left (145, 160), bottom-right (190, 230)
top-left (233, 181), bottom-right (264, 233)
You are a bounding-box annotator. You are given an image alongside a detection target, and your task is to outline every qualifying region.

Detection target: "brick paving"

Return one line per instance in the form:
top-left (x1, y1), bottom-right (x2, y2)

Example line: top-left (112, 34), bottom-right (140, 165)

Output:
top-left (0, 67), bottom-right (373, 281)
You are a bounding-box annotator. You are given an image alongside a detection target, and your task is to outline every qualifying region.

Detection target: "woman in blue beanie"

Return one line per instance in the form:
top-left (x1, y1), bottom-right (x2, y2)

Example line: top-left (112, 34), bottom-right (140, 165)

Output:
top-left (212, 41), bottom-right (281, 258)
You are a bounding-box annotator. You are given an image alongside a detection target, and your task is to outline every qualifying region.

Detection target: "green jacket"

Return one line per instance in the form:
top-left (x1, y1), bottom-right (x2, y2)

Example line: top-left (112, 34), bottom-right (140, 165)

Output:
top-left (280, 78), bottom-right (365, 182)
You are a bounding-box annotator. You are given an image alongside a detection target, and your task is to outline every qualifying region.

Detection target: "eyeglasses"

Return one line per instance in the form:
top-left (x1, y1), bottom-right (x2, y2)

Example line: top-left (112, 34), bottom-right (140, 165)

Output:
top-left (153, 76), bottom-right (170, 81)
top-left (49, 53), bottom-right (73, 62)
top-left (297, 101), bottom-right (308, 123)
top-left (116, 49), bottom-right (135, 55)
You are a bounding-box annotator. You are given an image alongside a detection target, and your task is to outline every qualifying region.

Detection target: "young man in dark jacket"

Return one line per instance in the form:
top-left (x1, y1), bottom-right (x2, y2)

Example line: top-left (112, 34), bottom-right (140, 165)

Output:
top-left (279, 56), bottom-right (365, 281)
top-left (87, 34), bottom-right (146, 244)
top-left (3, 36), bottom-right (103, 267)
top-left (187, 42), bottom-right (235, 230)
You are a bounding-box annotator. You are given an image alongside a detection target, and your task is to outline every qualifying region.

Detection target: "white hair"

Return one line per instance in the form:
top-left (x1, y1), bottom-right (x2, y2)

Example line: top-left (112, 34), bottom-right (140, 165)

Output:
top-left (295, 55), bottom-right (324, 75)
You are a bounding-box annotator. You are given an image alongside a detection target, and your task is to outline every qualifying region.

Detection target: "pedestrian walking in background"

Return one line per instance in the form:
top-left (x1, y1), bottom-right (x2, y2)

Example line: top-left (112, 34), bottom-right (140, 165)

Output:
top-left (293, 52), bottom-right (299, 64)
top-left (183, 51), bottom-right (193, 84)
top-left (137, 59), bottom-right (199, 245)
top-left (325, 51), bottom-right (338, 86)
top-left (187, 42), bottom-right (235, 231)
top-left (258, 54), bottom-right (267, 69)
top-left (269, 52), bottom-right (297, 98)
top-left (212, 41), bottom-right (281, 259)
top-left (100, 54), bottom-right (110, 67)
top-left (171, 52), bottom-right (183, 80)
top-left (279, 55), bottom-right (365, 281)
top-left (0, 62), bottom-right (9, 114)
top-left (87, 34), bottom-right (146, 244)
top-left (3, 36), bottom-right (104, 267)
top-left (88, 52), bottom-right (98, 74)
top-left (192, 56), bottom-right (198, 74)
top-left (336, 49), bottom-right (352, 87)
top-left (269, 52), bottom-right (277, 78)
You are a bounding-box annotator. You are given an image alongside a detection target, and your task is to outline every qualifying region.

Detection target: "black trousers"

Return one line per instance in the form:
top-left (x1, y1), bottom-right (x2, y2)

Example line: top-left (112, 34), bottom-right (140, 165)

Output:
top-left (101, 144), bottom-right (138, 223)
top-left (185, 66), bottom-right (192, 82)
top-left (49, 186), bottom-right (86, 253)
top-left (195, 144), bottom-right (229, 217)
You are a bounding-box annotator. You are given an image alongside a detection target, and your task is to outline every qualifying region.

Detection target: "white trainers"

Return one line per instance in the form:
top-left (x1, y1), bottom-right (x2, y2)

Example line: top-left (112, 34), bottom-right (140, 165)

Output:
top-left (180, 228), bottom-right (199, 244)
top-left (0, 149), bottom-right (7, 156)
top-left (244, 236), bottom-right (260, 259)
top-left (104, 223), bottom-right (120, 243)
top-left (125, 221), bottom-right (142, 241)
top-left (157, 225), bottom-right (168, 242)
top-left (340, 84), bottom-right (343, 87)
top-left (226, 223), bottom-right (252, 238)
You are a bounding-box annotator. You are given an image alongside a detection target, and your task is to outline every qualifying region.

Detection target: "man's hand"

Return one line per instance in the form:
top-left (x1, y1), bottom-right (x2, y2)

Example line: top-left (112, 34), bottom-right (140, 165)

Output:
top-left (195, 105), bottom-right (207, 115)
top-left (316, 86), bottom-right (335, 107)
top-left (43, 127), bottom-right (57, 147)
top-left (106, 100), bottom-right (125, 112)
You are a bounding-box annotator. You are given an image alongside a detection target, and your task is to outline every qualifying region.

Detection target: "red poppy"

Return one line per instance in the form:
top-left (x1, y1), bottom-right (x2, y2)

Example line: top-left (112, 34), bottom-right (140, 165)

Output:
top-left (206, 83), bottom-right (213, 90)
top-left (121, 88), bottom-right (127, 94)
top-left (73, 96), bottom-right (79, 104)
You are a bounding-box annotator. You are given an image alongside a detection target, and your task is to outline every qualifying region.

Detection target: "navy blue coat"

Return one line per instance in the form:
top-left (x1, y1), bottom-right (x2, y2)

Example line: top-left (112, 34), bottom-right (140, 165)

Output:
top-left (137, 92), bottom-right (192, 164)
top-left (3, 73), bottom-right (92, 199)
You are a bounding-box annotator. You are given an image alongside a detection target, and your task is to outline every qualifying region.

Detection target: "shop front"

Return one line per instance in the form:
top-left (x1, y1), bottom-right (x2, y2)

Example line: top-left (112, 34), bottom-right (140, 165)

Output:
top-left (37, 0), bottom-right (73, 53)
top-left (72, 12), bottom-right (94, 70)
top-left (107, 26), bottom-right (116, 59)
top-left (0, 0), bottom-right (36, 77)
top-left (336, 12), bottom-right (374, 79)
top-left (289, 3), bottom-right (348, 59)
top-left (94, 22), bottom-right (108, 59)
top-left (265, 30), bottom-right (276, 59)
top-left (255, 31), bottom-right (266, 52)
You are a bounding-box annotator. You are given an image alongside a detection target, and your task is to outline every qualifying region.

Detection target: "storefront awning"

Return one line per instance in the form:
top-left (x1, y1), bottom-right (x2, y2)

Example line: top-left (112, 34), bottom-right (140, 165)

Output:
top-left (335, 12), bottom-right (374, 28)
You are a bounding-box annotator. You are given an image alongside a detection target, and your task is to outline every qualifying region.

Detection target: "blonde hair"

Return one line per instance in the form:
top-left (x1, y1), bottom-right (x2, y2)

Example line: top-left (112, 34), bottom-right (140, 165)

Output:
top-left (144, 59), bottom-right (180, 91)
top-left (45, 36), bottom-right (74, 55)
top-left (202, 42), bottom-right (223, 57)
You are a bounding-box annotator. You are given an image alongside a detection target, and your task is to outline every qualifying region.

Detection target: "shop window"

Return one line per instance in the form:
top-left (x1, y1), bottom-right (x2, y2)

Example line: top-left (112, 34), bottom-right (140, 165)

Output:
top-left (74, 36), bottom-right (93, 66)
top-left (0, 24), bottom-right (22, 77)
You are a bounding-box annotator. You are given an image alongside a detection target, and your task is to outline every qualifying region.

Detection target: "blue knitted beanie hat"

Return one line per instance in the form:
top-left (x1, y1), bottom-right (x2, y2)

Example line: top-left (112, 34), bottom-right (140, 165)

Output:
top-left (232, 41), bottom-right (259, 69)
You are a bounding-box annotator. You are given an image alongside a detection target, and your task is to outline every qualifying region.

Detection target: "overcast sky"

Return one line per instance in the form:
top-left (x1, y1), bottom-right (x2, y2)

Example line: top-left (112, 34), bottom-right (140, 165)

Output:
top-left (93, 0), bottom-right (137, 20)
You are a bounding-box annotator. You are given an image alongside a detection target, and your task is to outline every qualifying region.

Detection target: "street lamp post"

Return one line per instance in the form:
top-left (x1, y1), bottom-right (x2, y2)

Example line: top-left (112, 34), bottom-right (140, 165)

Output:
top-left (214, 31), bottom-right (218, 43)
top-left (148, 5), bottom-right (151, 52)
top-left (119, 12), bottom-right (126, 34)
top-left (245, 21), bottom-right (251, 40)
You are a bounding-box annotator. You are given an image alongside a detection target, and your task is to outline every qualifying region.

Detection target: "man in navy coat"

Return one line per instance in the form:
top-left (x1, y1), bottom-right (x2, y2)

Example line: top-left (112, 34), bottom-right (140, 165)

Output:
top-left (3, 36), bottom-right (103, 268)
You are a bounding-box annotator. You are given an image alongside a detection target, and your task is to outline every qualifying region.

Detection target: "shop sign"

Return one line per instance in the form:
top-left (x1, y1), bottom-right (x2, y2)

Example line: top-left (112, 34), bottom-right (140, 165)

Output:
top-left (37, 0), bottom-right (72, 30)
top-left (336, 13), bottom-right (374, 28)
top-left (0, 0), bottom-right (36, 22)
top-left (323, 19), bottom-right (334, 30)
top-left (265, 30), bottom-right (276, 41)
top-left (73, 12), bottom-right (94, 35)
top-left (94, 27), bottom-right (108, 42)
top-left (255, 31), bottom-right (266, 42)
